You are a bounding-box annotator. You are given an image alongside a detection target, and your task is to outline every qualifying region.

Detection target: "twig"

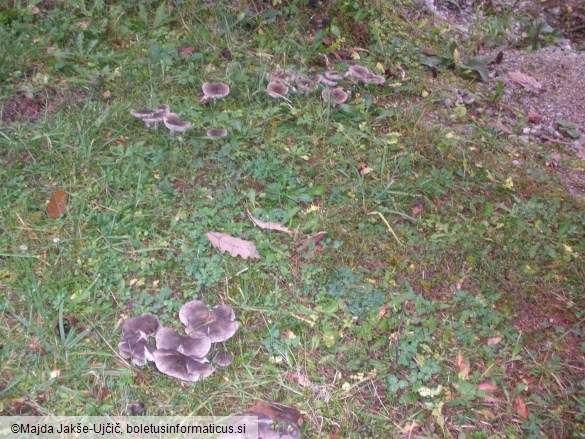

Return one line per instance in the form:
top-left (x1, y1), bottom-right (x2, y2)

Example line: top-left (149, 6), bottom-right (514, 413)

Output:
top-left (368, 211), bottom-right (404, 246)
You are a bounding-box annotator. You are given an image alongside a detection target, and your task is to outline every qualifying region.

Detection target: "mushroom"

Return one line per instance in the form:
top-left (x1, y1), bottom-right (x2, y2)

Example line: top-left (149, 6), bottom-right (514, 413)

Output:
top-left (179, 300), bottom-right (240, 343)
top-left (206, 128), bottom-right (228, 138)
top-left (295, 77), bottom-right (319, 95)
top-left (130, 108), bottom-right (156, 119)
top-left (319, 76), bottom-right (338, 87)
top-left (155, 327), bottom-right (211, 359)
top-left (153, 349), bottom-right (214, 382)
top-left (347, 65), bottom-right (385, 85)
top-left (201, 82), bottom-right (230, 104)
top-left (266, 81), bottom-right (289, 98)
top-left (213, 350), bottom-right (234, 367)
top-left (122, 313), bottom-right (160, 340)
top-left (266, 68), bottom-right (285, 82)
top-left (163, 113), bottom-right (192, 134)
top-left (324, 71), bottom-right (344, 82)
top-left (367, 74), bottom-right (386, 85)
top-left (321, 87), bottom-right (349, 106)
top-left (347, 65), bottom-right (371, 81)
top-left (118, 313), bottom-right (160, 366)
top-left (118, 337), bottom-right (156, 367)
top-left (142, 105), bottom-right (170, 129)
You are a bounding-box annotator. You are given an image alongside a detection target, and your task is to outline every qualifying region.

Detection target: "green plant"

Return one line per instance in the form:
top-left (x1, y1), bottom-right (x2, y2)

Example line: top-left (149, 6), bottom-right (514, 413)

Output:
top-left (519, 17), bottom-right (563, 50)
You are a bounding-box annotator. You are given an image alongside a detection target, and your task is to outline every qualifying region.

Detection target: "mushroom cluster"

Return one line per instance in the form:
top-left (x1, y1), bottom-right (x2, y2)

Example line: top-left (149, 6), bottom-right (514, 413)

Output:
top-left (130, 104), bottom-right (191, 134)
top-left (264, 63), bottom-right (385, 106)
top-left (118, 300), bottom-right (239, 382)
top-left (347, 65), bottom-right (386, 85)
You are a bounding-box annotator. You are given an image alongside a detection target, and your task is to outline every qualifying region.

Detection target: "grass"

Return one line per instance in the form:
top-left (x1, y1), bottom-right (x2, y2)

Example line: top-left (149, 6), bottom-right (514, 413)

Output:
top-left (1, 0), bottom-right (584, 437)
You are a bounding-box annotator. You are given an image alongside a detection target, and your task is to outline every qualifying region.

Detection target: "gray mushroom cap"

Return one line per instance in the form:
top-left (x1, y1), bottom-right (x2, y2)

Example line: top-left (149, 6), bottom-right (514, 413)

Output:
top-left (179, 300), bottom-right (240, 343)
top-left (296, 77), bottom-right (319, 95)
top-left (319, 76), bottom-right (338, 87)
top-left (266, 81), bottom-right (289, 98)
top-left (325, 71), bottom-right (344, 82)
top-left (347, 65), bottom-right (371, 79)
top-left (213, 350), bottom-right (234, 367)
top-left (118, 314), bottom-right (160, 366)
top-left (202, 82), bottom-right (230, 100)
top-left (130, 108), bottom-right (156, 119)
top-left (153, 349), bottom-right (214, 382)
top-left (206, 128), bottom-right (228, 138)
top-left (163, 113), bottom-right (192, 133)
top-left (367, 74), bottom-right (386, 85)
top-left (142, 105), bottom-right (170, 128)
top-left (122, 313), bottom-right (160, 340)
top-left (321, 87), bottom-right (349, 105)
top-left (155, 327), bottom-right (211, 359)
top-left (118, 337), bottom-right (156, 367)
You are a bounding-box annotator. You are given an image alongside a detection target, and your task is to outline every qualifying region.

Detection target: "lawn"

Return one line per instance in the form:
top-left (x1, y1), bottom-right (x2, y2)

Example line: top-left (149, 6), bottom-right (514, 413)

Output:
top-left (1, 1), bottom-right (584, 437)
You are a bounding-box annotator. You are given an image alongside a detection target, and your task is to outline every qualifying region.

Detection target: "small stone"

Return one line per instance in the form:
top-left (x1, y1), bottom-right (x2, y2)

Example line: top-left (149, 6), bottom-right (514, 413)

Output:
top-left (518, 136), bottom-right (530, 143)
top-left (522, 127), bottom-right (530, 135)
top-left (512, 160), bottom-right (521, 167)
top-left (444, 98), bottom-right (454, 108)
top-left (553, 131), bottom-right (561, 138)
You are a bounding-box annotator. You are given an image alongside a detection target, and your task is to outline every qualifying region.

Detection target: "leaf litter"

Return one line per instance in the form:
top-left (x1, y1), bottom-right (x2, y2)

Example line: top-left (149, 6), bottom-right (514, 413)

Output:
top-left (206, 232), bottom-right (261, 259)
top-left (247, 209), bottom-right (293, 234)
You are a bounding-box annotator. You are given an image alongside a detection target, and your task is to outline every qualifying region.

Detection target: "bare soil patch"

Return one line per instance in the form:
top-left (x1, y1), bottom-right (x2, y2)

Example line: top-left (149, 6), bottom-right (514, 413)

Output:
top-left (2, 91), bottom-right (53, 124)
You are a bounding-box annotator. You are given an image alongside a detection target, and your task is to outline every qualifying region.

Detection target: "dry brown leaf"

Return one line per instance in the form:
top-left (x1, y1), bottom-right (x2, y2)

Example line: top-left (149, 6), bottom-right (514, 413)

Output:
top-left (399, 421), bottom-right (420, 434)
top-left (296, 232), bottom-right (326, 254)
top-left (457, 351), bottom-right (470, 380)
top-left (411, 203), bottom-right (423, 217)
top-left (527, 108), bottom-right (542, 124)
top-left (478, 382), bottom-right (499, 392)
top-left (487, 120), bottom-right (513, 135)
top-left (508, 71), bottom-right (543, 93)
top-left (487, 336), bottom-right (502, 345)
top-left (206, 232), bottom-right (261, 259)
top-left (288, 371), bottom-right (313, 389)
top-left (515, 395), bottom-right (529, 420)
top-left (178, 46), bottom-right (196, 58)
top-left (247, 209), bottom-right (293, 234)
top-left (246, 401), bottom-right (303, 427)
top-left (47, 189), bottom-right (67, 219)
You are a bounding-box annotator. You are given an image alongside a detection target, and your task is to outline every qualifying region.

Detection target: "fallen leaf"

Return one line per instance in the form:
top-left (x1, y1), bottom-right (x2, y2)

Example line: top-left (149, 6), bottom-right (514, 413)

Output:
top-left (487, 336), bottom-right (502, 345)
top-left (178, 46), bottom-right (196, 57)
top-left (399, 421), bottom-right (420, 434)
top-left (246, 401), bottom-right (303, 427)
top-left (487, 120), bottom-right (513, 134)
top-left (47, 189), bottom-right (67, 219)
top-left (478, 382), bottom-right (499, 392)
top-left (527, 108), bottom-right (542, 124)
top-left (457, 351), bottom-right (470, 380)
top-left (288, 371), bottom-right (313, 389)
top-left (377, 306), bottom-right (387, 319)
top-left (411, 203), bottom-right (423, 217)
top-left (508, 71), bottom-right (543, 93)
top-left (515, 395), bottom-right (529, 419)
top-left (206, 232), bottom-right (261, 259)
top-left (247, 209), bottom-right (293, 234)
top-left (494, 51), bottom-right (504, 65)
top-left (296, 231), bottom-right (326, 254)
top-left (357, 161), bottom-right (372, 175)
